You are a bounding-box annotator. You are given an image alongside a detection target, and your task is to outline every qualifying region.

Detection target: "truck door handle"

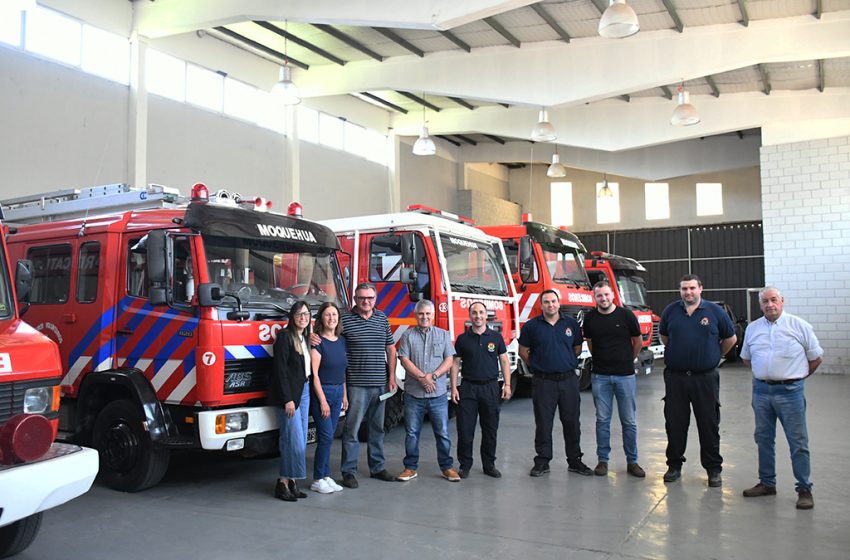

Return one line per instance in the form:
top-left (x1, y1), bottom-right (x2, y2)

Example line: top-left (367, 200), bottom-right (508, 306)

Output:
top-left (62, 313), bottom-right (76, 323)
top-left (117, 329), bottom-right (134, 336)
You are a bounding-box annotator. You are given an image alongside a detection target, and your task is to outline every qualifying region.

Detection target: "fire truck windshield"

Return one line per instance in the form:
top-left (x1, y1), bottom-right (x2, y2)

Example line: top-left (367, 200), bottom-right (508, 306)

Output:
top-left (541, 248), bottom-right (590, 288)
top-left (437, 236), bottom-right (508, 296)
top-left (615, 271), bottom-right (650, 310)
top-left (0, 246), bottom-right (11, 319)
top-left (202, 235), bottom-right (346, 312)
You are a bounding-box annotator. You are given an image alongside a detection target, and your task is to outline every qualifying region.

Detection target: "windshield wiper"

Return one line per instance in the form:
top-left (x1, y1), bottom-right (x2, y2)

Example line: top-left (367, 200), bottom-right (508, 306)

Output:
top-left (451, 282), bottom-right (488, 294)
top-left (552, 276), bottom-right (579, 288)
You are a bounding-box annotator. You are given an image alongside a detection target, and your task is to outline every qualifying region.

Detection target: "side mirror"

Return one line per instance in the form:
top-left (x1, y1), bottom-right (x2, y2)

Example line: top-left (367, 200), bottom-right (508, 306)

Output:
top-left (14, 259), bottom-right (33, 304)
top-left (146, 231), bottom-right (167, 284)
top-left (197, 282), bottom-right (224, 307)
top-left (400, 232), bottom-right (417, 266)
top-left (518, 236), bottom-right (534, 283)
top-left (400, 266), bottom-right (417, 286)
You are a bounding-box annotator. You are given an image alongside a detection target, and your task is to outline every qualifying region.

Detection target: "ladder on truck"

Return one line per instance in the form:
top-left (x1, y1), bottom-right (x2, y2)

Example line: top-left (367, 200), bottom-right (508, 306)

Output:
top-left (0, 183), bottom-right (183, 224)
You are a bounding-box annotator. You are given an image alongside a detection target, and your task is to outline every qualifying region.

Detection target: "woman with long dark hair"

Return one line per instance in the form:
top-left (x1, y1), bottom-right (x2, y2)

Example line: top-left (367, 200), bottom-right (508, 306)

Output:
top-left (269, 300), bottom-right (312, 501)
top-left (309, 302), bottom-right (347, 493)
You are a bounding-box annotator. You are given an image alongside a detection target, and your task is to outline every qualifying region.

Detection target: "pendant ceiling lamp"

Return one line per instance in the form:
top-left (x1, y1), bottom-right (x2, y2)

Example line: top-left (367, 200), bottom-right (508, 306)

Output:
top-left (531, 109), bottom-right (557, 142)
top-left (598, 0), bottom-right (640, 39)
top-left (547, 148), bottom-right (566, 178)
top-left (412, 96), bottom-right (436, 156)
top-left (598, 174), bottom-right (614, 198)
top-left (272, 22), bottom-right (301, 105)
top-left (671, 83), bottom-right (700, 126)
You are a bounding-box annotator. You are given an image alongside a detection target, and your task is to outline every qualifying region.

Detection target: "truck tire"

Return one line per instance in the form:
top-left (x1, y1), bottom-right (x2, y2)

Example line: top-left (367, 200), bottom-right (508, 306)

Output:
top-left (0, 512), bottom-right (42, 559)
top-left (92, 399), bottom-right (170, 492)
top-left (357, 390), bottom-right (405, 442)
top-left (578, 362), bottom-right (592, 392)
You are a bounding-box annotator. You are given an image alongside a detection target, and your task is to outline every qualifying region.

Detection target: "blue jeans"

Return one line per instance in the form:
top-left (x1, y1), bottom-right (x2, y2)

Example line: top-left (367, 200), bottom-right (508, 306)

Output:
top-left (403, 393), bottom-right (453, 471)
top-left (752, 378), bottom-right (811, 491)
top-left (276, 383), bottom-right (310, 479)
top-left (591, 374), bottom-right (638, 464)
top-left (311, 383), bottom-right (344, 480)
top-left (341, 386), bottom-right (386, 475)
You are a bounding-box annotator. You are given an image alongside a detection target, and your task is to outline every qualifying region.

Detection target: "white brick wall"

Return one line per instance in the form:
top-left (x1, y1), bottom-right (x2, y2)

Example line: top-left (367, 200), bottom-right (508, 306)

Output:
top-left (760, 135), bottom-right (850, 374)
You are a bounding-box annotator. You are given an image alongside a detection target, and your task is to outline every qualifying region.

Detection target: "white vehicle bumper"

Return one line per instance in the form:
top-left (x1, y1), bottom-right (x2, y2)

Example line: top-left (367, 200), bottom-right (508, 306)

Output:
top-left (0, 443), bottom-right (98, 528)
top-left (649, 344), bottom-right (665, 359)
top-left (197, 406), bottom-right (278, 451)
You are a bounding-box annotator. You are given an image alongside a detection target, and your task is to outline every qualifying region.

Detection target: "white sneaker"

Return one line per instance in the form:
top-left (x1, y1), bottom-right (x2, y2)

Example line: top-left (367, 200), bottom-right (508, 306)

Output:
top-left (324, 476), bottom-right (343, 492)
top-left (310, 479), bottom-right (334, 494)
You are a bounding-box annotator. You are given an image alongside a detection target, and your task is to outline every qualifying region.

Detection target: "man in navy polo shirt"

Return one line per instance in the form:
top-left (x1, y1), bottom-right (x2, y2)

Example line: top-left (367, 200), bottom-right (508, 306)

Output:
top-left (450, 301), bottom-right (512, 479)
top-left (518, 289), bottom-right (592, 477)
top-left (659, 274), bottom-right (736, 487)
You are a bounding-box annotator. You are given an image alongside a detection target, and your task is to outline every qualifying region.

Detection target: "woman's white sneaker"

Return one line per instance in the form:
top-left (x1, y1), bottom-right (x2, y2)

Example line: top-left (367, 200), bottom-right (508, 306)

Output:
top-left (310, 479), bottom-right (334, 494)
top-left (324, 477), bottom-right (343, 492)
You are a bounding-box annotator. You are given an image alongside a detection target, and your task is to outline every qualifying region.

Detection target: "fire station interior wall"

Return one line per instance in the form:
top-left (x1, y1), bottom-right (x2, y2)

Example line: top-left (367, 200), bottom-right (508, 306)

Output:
top-left (398, 142), bottom-right (460, 213)
top-left (457, 189), bottom-right (522, 227)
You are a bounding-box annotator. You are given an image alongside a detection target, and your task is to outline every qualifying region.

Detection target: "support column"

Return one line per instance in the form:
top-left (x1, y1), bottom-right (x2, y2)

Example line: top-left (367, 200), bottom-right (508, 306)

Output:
top-left (127, 25), bottom-right (148, 189)
top-left (284, 105), bottom-right (300, 205)
top-left (388, 130), bottom-right (401, 212)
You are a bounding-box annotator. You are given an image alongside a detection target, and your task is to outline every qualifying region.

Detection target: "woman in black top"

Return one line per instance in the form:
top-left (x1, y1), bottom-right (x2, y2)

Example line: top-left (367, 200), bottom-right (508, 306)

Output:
top-left (269, 300), bottom-right (312, 501)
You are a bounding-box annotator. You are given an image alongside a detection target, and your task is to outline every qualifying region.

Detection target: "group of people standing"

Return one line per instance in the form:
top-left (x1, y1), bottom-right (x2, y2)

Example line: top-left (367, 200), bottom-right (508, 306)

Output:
top-left (270, 276), bottom-right (823, 511)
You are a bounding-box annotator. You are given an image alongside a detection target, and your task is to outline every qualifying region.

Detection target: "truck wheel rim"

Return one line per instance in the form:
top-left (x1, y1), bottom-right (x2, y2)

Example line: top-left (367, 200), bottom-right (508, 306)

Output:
top-left (101, 421), bottom-right (140, 473)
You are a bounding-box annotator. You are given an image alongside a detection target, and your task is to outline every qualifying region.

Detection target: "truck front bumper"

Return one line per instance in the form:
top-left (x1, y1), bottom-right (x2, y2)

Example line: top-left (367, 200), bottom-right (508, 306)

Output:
top-left (197, 406), bottom-right (316, 452)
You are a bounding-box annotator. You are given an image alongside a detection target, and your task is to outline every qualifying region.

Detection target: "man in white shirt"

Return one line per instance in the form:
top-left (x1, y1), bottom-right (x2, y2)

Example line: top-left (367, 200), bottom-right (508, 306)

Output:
top-left (740, 286), bottom-right (823, 510)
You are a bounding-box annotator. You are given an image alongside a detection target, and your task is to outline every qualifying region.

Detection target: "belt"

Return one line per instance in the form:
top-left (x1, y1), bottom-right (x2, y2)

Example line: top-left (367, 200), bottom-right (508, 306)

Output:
top-left (534, 372), bottom-right (570, 380)
top-left (461, 378), bottom-right (498, 385)
top-left (668, 368), bottom-right (715, 375)
top-left (757, 378), bottom-right (803, 385)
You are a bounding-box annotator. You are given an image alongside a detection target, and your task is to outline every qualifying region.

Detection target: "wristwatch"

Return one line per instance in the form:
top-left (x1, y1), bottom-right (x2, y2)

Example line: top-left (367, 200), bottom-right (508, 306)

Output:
top-left (431, 373), bottom-right (438, 382)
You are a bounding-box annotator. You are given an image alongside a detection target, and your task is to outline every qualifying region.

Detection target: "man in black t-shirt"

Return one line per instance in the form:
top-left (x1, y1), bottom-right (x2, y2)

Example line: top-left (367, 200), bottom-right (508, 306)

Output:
top-left (582, 281), bottom-right (645, 478)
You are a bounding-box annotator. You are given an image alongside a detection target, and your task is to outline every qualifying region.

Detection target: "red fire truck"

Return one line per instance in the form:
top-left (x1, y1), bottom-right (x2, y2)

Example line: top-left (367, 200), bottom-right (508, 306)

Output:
top-left (0, 209), bottom-right (98, 556)
top-left (584, 251), bottom-right (662, 365)
top-left (480, 218), bottom-right (597, 389)
top-left (3, 183), bottom-right (347, 492)
top-left (322, 205), bottom-right (519, 406)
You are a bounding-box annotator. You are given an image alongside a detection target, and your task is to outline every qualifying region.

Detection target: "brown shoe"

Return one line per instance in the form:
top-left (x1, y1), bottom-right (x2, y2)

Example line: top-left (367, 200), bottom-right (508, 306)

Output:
top-left (796, 489), bottom-right (814, 510)
top-left (627, 463), bottom-right (646, 478)
top-left (442, 468), bottom-right (461, 482)
top-left (396, 468), bottom-right (417, 481)
top-left (593, 462), bottom-right (608, 476)
top-left (743, 483), bottom-right (777, 497)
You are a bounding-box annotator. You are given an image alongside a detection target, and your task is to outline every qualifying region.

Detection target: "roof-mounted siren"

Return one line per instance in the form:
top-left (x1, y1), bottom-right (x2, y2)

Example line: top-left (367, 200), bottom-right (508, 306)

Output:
top-left (521, 213), bottom-right (533, 224)
top-left (254, 197), bottom-right (272, 213)
top-left (191, 182), bottom-right (209, 202)
top-left (406, 204), bottom-right (475, 225)
top-left (287, 201), bottom-right (303, 218)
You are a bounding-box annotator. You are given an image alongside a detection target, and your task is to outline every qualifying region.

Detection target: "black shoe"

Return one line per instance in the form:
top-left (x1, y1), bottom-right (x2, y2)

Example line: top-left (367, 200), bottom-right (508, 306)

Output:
top-left (370, 470), bottom-right (395, 482)
top-left (663, 467), bottom-right (681, 483)
top-left (274, 480), bottom-right (296, 502)
top-left (483, 467), bottom-right (502, 479)
top-left (459, 469), bottom-right (470, 479)
top-left (529, 464), bottom-right (550, 477)
top-left (568, 461), bottom-right (593, 476)
top-left (288, 479), bottom-right (307, 498)
top-left (341, 473), bottom-right (359, 489)
top-left (743, 483), bottom-right (777, 497)
top-left (707, 472), bottom-right (722, 488)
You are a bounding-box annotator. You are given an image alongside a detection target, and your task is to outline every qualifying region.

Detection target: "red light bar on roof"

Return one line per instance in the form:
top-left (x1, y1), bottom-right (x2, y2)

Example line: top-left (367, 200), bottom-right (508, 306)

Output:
top-left (191, 183), bottom-right (209, 202)
top-left (521, 213), bottom-right (533, 224)
top-left (287, 201), bottom-right (303, 218)
top-left (406, 204), bottom-right (475, 225)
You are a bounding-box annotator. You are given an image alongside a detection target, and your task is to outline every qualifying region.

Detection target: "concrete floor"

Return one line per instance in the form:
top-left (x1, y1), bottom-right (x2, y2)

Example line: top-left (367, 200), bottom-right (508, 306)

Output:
top-left (23, 363), bottom-right (850, 560)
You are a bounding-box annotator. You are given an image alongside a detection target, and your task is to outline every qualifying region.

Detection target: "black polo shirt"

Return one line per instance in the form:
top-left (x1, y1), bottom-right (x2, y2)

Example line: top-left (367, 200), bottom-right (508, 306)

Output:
top-left (454, 327), bottom-right (507, 382)
top-left (583, 306), bottom-right (641, 375)
top-left (659, 299), bottom-right (735, 372)
top-left (518, 314), bottom-right (582, 374)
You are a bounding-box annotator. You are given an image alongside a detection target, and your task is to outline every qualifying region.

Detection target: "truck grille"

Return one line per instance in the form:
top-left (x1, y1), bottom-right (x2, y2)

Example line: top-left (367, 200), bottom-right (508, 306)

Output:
top-left (0, 379), bottom-right (59, 425)
top-left (651, 320), bottom-right (661, 346)
top-left (560, 305), bottom-right (588, 325)
top-left (223, 358), bottom-right (272, 395)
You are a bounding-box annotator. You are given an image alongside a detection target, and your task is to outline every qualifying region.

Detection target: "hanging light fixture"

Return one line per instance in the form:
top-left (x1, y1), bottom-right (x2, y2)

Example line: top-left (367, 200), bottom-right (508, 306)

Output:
top-left (412, 96), bottom-right (436, 156)
top-left (272, 21), bottom-right (301, 105)
top-left (598, 174), bottom-right (614, 198)
top-left (671, 82), bottom-right (700, 126)
top-left (547, 147), bottom-right (566, 178)
top-left (531, 109), bottom-right (557, 142)
top-left (598, 0), bottom-right (640, 39)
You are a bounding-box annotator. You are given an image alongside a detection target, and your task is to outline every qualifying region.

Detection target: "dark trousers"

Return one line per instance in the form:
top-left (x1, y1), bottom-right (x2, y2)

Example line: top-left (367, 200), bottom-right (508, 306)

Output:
top-left (663, 368), bottom-right (723, 473)
top-left (456, 380), bottom-right (501, 471)
top-left (531, 374), bottom-right (582, 467)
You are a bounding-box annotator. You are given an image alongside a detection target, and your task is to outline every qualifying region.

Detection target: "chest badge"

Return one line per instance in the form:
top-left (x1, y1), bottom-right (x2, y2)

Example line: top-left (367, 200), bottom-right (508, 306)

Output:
top-left (700, 317), bottom-right (710, 326)
top-left (487, 342), bottom-right (496, 352)
top-left (565, 327), bottom-right (573, 337)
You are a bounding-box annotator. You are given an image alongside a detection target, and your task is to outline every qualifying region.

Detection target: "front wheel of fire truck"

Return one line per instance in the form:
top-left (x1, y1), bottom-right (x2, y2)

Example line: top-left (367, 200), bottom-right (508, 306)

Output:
top-left (0, 512), bottom-right (42, 559)
top-left (92, 399), bottom-right (170, 492)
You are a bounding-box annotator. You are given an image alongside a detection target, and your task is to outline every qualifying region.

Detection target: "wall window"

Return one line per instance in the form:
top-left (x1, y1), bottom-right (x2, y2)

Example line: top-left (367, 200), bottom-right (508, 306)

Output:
top-left (645, 183), bottom-right (670, 220)
top-left (596, 181), bottom-right (620, 224)
top-left (81, 25), bottom-right (129, 84)
top-left (364, 129), bottom-right (388, 166)
top-left (550, 182), bottom-right (573, 226)
top-left (146, 49), bottom-right (185, 102)
top-left (186, 64), bottom-right (223, 111)
top-left (0, 8), bottom-right (22, 46)
top-left (298, 106), bottom-right (319, 143)
top-left (27, 244), bottom-right (72, 304)
top-left (344, 121), bottom-right (367, 158)
top-left (76, 242), bottom-right (100, 303)
top-left (319, 113), bottom-right (344, 150)
top-left (256, 90), bottom-right (286, 134)
top-left (223, 77), bottom-right (259, 122)
top-left (696, 182), bottom-right (723, 216)
top-left (25, 6), bottom-right (81, 66)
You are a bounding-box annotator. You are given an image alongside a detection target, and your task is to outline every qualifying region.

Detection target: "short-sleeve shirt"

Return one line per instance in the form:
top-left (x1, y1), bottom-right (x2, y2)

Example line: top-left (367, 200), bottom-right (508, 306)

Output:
top-left (398, 326), bottom-right (455, 398)
top-left (518, 314), bottom-right (583, 374)
top-left (740, 312), bottom-right (823, 381)
top-left (314, 336), bottom-right (347, 385)
top-left (583, 306), bottom-right (641, 375)
top-left (340, 308), bottom-right (394, 387)
top-left (453, 327), bottom-right (507, 382)
top-left (659, 299), bottom-right (735, 372)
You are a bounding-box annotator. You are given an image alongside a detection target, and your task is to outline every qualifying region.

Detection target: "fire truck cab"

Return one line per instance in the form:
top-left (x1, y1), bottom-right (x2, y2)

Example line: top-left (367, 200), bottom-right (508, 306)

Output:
top-left (322, 205), bottom-right (519, 407)
top-left (584, 251), bottom-right (662, 369)
top-left (480, 218), bottom-right (596, 390)
top-left (3, 184), bottom-right (347, 492)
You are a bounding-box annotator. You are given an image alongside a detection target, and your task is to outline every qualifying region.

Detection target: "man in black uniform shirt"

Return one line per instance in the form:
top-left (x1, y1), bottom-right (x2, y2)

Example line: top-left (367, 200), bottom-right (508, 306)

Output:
top-left (583, 281), bottom-right (645, 478)
top-left (450, 302), bottom-right (512, 479)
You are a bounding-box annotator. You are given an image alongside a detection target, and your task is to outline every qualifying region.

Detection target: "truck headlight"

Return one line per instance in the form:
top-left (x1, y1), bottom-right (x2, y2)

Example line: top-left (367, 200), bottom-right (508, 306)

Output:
top-left (215, 412), bottom-right (248, 434)
top-left (23, 387), bottom-right (52, 414)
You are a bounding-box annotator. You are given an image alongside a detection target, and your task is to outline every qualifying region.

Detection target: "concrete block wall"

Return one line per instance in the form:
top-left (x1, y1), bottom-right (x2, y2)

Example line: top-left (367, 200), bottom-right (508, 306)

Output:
top-left (458, 189), bottom-right (521, 227)
top-left (760, 135), bottom-right (850, 374)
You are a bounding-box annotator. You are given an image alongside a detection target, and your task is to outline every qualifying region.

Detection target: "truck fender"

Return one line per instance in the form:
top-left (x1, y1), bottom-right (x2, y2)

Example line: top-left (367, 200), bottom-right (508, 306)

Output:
top-left (76, 368), bottom-right (176, 444)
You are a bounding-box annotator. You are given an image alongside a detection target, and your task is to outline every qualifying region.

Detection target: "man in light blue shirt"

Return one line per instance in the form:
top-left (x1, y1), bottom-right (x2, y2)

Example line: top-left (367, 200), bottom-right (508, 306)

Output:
top-left (740, 286), bottom-right (823, 510)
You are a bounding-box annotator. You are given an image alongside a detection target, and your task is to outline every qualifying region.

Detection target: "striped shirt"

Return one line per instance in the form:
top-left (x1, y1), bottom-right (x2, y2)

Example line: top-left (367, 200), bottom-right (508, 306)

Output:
top-left (341, 308), bottom-right (394, 387)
